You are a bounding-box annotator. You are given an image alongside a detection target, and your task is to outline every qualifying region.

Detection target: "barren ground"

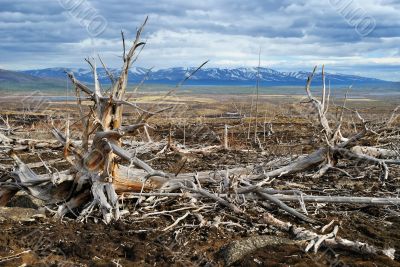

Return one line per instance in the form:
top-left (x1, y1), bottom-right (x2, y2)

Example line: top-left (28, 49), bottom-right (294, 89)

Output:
top-left (0, 92), bottom-right (400, 266)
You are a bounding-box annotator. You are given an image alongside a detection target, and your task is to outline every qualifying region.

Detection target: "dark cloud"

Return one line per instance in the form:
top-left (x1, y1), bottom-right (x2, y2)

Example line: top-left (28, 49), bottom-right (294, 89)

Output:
top-left (0, 0), bottom-right (399, 81)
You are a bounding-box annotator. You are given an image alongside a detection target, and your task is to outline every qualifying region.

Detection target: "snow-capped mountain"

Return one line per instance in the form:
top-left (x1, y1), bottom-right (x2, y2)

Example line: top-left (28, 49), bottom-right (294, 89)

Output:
top-left (21, 67), bottom-right (389, 86)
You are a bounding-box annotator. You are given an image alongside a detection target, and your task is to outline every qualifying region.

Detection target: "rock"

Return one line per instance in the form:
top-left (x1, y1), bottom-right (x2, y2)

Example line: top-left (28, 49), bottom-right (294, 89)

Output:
top-left (0, 207), bottom-right (45, 222)
top-left (219, 235), bottom-right (295, 266)
top-left (7, 192), bottom-right (45, 209)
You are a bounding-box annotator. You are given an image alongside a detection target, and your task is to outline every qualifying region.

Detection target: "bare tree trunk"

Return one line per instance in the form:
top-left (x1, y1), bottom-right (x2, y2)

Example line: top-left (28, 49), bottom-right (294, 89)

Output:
top-left (224, 124), bottom-right (229, 149)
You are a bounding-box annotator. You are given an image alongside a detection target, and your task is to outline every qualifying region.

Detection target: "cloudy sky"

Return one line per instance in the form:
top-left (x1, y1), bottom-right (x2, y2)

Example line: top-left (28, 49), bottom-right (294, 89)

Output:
top-left (1, 0), bottom-right (400, 80)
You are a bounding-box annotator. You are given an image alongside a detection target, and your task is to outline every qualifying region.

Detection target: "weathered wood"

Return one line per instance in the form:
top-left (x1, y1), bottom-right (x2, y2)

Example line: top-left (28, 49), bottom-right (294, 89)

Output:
top-left (257, 148), bottom-right (327, 185)
top-left (224, 124), bottom-right (229, 149)
top-left (272, 194), bottom-right (400, 205)
top-left (0, 132), bottom-right (12, 144)
top-left (351, 146), bottom-right (398, 159)
top-left (262, 213), bottom-right (395, 259)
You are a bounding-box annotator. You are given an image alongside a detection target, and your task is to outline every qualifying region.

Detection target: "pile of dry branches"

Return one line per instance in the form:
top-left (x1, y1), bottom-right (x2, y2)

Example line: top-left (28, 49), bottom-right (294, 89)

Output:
top-left (1, 18), bottom-right (400, 263)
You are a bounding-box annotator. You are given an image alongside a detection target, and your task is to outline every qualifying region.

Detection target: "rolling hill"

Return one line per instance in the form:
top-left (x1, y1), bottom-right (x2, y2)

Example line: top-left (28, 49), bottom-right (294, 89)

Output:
top-left (0, 69), bottom-right (64, 91)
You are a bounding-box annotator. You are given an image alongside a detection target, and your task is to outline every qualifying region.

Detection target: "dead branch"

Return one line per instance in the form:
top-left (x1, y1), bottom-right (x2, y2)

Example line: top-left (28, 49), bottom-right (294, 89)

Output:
top-left (262, 213), bottom-right (395, 259)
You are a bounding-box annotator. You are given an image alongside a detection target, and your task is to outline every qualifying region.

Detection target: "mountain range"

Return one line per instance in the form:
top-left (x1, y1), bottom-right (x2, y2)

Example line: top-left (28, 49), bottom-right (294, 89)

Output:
top-left (0, 67), bottom-right (396, 91)
top-left (21, 67), bottom-right (390, 86)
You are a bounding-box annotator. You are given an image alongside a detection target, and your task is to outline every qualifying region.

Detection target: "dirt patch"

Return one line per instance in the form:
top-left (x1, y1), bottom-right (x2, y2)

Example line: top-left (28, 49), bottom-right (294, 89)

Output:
top-left (1, 96), bottom-right (400, 266)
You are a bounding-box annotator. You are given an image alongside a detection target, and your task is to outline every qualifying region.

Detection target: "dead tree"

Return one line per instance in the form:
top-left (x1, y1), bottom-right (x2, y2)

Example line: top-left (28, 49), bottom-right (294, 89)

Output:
top-left (257, 65), bottom-right (400, 186)
top-left (3, 17), bottom-right (171, 223)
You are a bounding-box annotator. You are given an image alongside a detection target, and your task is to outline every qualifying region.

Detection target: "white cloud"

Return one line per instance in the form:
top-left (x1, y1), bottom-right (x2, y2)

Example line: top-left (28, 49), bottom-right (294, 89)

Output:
top-left (0, 0), bottom-right (399, 81)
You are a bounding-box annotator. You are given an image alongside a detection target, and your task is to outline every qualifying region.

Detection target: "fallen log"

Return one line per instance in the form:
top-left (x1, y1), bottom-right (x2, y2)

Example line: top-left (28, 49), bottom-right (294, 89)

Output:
top-left (256, 66), bottom-right (400, 184)
top-left (123, 192), bottom-right (400, 206)
top-left (271, 194), bottom-right (400, 205)
top-left (351, 145), bottom-right (399, 159)
top-left (262, 212), bottom-right (395, 260)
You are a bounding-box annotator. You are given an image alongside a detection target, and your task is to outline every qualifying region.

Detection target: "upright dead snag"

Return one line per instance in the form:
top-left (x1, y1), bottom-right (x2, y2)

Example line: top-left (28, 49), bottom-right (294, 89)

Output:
top-left (60, 17), bottom-right (172, 222)
top-left (6, 17), bottom-right (170, 223)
